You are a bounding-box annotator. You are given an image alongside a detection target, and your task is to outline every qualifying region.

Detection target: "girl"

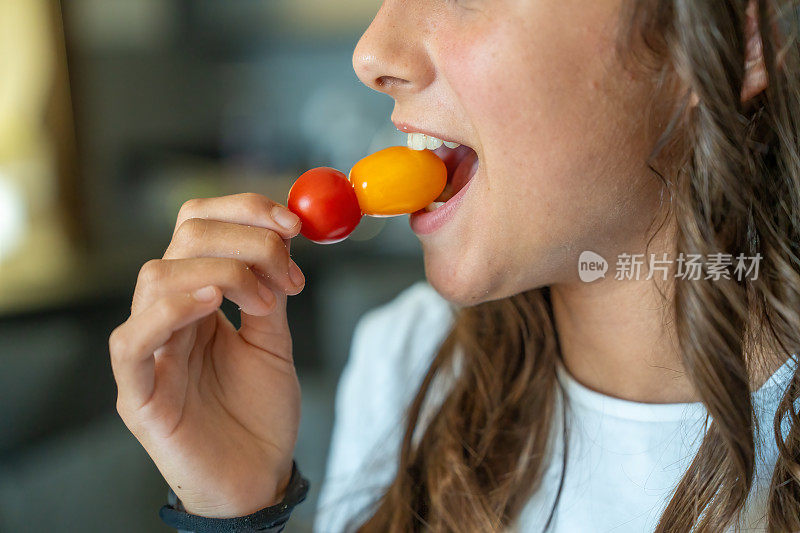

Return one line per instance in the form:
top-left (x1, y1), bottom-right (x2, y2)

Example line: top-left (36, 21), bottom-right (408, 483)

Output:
top-left (110, 0), bottom-right (800, 531)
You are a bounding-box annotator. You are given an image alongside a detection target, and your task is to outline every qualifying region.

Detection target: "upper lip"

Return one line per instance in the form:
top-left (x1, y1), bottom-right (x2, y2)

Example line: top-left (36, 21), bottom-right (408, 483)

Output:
top-left (392, 120), bottom-right (467, 147)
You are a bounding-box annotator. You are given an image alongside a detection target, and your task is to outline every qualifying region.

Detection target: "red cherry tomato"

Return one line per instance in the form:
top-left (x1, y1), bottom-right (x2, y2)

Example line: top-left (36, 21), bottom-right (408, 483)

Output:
top-left (287, 167), bottom-right (362, 244)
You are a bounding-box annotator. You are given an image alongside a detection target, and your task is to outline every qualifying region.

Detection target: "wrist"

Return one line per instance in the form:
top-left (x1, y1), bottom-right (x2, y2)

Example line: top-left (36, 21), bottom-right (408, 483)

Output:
top-left (265, 462), bottom-right (295, 507)
top-left (160, 460), bottom-right (310, 532)
top-left (180, 462), bottom-right (296, 518)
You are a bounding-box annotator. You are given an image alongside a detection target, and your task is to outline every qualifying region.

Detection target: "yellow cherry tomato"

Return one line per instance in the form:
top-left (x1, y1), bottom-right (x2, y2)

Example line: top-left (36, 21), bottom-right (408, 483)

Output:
top-left (349, 146), bottom-right (447, 216)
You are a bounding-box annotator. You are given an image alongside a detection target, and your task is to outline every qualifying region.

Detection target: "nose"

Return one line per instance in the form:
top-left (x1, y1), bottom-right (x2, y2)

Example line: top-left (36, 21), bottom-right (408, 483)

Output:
top-left (353, 1), bottom-right (434, 98)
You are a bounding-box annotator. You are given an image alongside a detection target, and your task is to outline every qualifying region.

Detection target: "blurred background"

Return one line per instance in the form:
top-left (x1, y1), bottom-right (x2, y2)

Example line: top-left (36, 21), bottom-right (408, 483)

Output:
top-left (0, 1), bottom-right (425, 531)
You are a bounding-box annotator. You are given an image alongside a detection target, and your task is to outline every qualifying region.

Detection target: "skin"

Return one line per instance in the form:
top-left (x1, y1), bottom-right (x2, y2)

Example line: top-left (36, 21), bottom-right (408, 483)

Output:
top-left (110, 0), bottom-right (775, 517)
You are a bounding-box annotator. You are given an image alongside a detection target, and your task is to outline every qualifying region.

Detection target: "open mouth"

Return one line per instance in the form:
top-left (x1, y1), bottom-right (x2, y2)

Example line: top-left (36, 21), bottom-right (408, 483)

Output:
top-left (405, 133), bottom-right (479, 212)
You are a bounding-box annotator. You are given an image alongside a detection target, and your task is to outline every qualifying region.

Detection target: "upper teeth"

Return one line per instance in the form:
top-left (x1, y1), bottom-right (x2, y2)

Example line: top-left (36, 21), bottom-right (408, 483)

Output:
top-left (406, 133), bottom-right (461, 151)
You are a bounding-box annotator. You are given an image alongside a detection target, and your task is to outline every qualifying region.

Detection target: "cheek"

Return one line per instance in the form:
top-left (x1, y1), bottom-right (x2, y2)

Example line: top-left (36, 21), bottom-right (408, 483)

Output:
top-left (442, 3), bottom-right (619, 138)
top-left (442, 17), bottom-right (628, 232)
top-left (445, 21), bottom-right (599, 221)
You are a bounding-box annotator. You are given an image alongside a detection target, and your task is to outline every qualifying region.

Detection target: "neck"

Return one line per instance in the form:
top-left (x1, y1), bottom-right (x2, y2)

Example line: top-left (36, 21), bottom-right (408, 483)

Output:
top-left (549, 234), bottom-right (785, 405)
top-left (551, 272), bottom-right (697, 404)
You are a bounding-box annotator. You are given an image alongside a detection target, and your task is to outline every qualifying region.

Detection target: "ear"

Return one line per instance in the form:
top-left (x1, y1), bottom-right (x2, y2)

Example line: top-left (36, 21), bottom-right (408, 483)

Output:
top-left (741, 0), bottom-right (768, 103)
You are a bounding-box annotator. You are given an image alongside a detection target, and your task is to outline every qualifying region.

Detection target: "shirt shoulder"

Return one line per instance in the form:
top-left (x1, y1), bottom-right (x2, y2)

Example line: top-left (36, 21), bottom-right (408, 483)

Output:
top-left (314, 281), bottom-right (454, 533)
top-left (352, 280), bottom-right (453, 371)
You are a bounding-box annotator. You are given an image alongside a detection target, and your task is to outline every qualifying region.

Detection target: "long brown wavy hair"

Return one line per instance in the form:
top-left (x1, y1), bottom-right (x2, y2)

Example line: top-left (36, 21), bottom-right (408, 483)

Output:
top-left (355, 0), bottom-right (800, 531)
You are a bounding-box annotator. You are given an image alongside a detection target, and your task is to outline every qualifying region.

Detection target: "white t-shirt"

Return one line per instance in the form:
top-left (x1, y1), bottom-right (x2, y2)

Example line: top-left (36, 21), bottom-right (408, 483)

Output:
top-left (313, 282), bottom-right (796, 533)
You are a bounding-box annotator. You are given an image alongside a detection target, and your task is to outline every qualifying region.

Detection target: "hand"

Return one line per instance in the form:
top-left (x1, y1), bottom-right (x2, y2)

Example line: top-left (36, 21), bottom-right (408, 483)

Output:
top-left (110, 193), bottom-right (305, 518)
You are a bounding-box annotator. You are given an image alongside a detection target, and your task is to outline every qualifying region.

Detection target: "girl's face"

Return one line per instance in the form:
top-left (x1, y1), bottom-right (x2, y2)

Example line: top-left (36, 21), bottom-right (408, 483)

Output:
top-left (353, 0), bottom-right (670, 305)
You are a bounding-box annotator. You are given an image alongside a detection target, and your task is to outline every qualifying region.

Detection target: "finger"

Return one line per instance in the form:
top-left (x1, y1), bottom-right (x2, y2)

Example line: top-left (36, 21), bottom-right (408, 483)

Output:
top-left (132, 258), bottom-right (278, 317)
top-left (238, 237), bottom-right (296, 360)
top-left (110, 286), bottom-right (222, 412)
top-left (148, 323), bottom-right (199, 432)
top-left (187, 315), bottom-right (213, 386)
top-left (155, 323), bottom-right (195, 369)
top-left (174, 193), bottom-right (301, 240)
top-left (164, 218), bottom-right (305, 295)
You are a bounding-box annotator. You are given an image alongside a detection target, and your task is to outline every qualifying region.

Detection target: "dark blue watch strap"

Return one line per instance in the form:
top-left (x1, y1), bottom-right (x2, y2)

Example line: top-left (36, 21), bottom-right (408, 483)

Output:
top-left (159, 461), bottom-right (309, 533)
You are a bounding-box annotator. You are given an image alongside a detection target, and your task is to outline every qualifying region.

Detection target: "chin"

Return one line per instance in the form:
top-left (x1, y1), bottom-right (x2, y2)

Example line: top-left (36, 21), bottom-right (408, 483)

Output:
top-left (421, 237), bottom-right (568, 306)
top-left (422, 248), bottom-right (503, 307)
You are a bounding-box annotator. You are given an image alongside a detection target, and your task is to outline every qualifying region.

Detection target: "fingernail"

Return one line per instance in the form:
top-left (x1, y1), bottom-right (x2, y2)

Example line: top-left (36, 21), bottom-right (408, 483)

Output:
top-left (288, 260), bottom-right (305, 288)
top-left (271, 205), bottom-right (300, 231)
top-left (193, 286), bottom-right (217, 302)
top-left (258, 282), bottom-right (276, 308)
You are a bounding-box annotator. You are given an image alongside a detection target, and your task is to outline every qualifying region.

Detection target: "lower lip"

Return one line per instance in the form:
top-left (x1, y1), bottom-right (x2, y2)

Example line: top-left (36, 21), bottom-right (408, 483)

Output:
top-left (409, 162), bottom-right (478, 235)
